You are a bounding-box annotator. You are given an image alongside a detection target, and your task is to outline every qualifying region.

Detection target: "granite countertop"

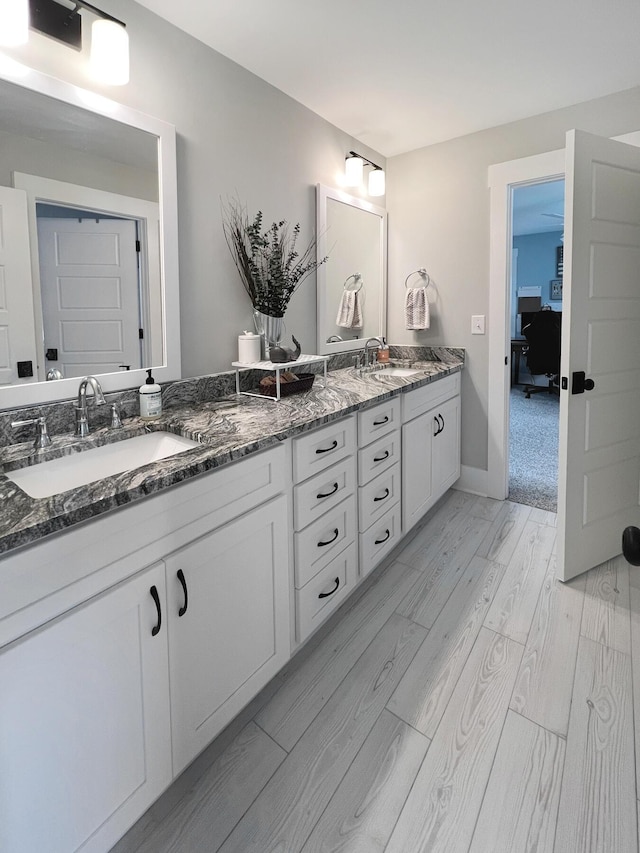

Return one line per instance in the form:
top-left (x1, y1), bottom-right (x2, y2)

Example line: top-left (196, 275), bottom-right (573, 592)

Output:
top-left (0, 358), bottom-right (463, 556)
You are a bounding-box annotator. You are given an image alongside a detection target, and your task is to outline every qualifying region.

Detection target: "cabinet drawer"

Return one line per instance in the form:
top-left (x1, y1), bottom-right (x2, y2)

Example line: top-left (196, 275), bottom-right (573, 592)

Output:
top-left (402, 373), bottom-right (460, 422)
top-left (293, 456), bottom-right (356, 531)
top-left (292, 416), bottom-right (356, 482)
top-left (358, 397), bottom-right (401, 446)
top-left (294, 495), bottom-right (357, 588)
top-left (296, 542), bottom-right (357, 643)
top-left (358, 430), bottom-right (401, 486)
top-left (358, 463), bottom-right (401, 531)
top-left (359, 503), bottom-right (402, 579)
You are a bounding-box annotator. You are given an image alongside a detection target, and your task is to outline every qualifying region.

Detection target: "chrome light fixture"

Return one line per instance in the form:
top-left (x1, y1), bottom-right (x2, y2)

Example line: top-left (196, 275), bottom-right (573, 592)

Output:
top-left (0, 0), bottom-right (130, 85)
top-left (344, 149), bottom-right (385, 197)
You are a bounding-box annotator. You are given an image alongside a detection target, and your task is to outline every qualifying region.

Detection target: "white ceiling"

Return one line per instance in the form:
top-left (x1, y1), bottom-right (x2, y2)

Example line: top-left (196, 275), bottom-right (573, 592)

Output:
top-left (513, 179), bottom-right (565, 236)
top-left (136, 0), bottom-right (640, 157)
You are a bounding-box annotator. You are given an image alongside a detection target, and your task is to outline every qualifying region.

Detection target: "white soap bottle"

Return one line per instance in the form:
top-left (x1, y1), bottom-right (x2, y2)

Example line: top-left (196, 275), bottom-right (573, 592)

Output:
top-left (139, 369), bottom-right (162, 420)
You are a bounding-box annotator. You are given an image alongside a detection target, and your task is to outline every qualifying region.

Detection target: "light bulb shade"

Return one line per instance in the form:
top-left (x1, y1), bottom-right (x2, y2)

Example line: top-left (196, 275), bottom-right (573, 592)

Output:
top-left (90, 19), bottom-right (129, 85)
top-left (368, 167), bottom-right (385, 197)
top-left (345, 155), bottom-right (364, 187)
top-left (0, 0), bottom-right (29, 46)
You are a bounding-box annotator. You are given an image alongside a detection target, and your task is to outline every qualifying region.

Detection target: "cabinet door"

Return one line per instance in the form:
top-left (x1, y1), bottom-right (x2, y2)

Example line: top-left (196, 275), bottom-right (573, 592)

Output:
top-left (402, 410), bottom-right (436, 534)
top-left (0, 563), bottom-right (171, 853)
top-left (166, 496), bottom-right (290, 774)
top-left (432, 394), bottom-right (461, 498)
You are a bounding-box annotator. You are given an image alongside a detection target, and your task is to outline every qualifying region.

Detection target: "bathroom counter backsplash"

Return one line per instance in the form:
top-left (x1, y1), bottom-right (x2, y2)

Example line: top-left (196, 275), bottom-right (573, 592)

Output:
top-left (0, 347), bottom-right (464, 555)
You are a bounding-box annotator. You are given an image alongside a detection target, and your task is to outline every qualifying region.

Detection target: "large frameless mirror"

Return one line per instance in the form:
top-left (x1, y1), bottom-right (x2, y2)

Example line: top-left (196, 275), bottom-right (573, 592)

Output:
top-left (0, 61), bottom-right (180, 409)
top-left (316, 184), bottom-right (387, 356)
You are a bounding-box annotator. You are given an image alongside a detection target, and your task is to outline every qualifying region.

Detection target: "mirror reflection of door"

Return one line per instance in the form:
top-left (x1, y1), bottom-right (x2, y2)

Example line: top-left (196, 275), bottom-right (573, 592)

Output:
top-left (37, 209), bottom-right (143, 379)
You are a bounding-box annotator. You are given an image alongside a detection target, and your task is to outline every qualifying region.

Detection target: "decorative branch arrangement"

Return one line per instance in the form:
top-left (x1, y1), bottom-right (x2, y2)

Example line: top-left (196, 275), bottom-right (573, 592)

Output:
top-left (222, 198), bottom-right (327, 318)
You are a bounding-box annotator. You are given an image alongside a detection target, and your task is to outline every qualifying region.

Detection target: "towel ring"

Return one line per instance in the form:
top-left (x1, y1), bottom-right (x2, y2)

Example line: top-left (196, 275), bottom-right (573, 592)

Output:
top-left (343, 273), bottom-right (363, 293)
top-left (405, 268), bottom-right (431, 289)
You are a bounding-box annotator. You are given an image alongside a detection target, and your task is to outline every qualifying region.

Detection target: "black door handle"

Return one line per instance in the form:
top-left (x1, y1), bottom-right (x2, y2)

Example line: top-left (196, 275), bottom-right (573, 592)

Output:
top-left (373, 415), bottom-right (389, 426)
top-left (318, 577), bottom-right (340, 598)
top-left (317, 482), bottom-right (339, 499)
top-left (571, 371), bottom-right (596, 394)
top-left (317, 528), bottom-right (339, 547)
top-left (177, 569), bottom-right (188, 617)
top-left (373, 450), bottom-right (390, 462)
top-left (374, 487), bottom-right (390, 502)
top-left (150, 585), bottom-right (162, 636)
top-left (375, 529), bottom-right (391, 545)
top-left (316, 440), bottom-right (338, 454)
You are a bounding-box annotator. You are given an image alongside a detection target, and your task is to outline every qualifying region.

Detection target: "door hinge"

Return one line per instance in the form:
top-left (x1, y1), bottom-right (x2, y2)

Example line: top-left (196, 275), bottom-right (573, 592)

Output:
top-left (135, 239), bottom-right (141, 252)
top-left (139, 328), bottom-right (144, 339)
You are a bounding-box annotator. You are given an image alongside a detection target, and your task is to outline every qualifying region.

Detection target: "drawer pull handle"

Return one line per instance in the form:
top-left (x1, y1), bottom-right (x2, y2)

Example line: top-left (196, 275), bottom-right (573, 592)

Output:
top-left (374, 487), bottom-right (390, 503)
top-left (316, 440), bottom-right (338, 454)
top-left (373, 415), bottom-right (389, 426)
top-left (318, 577), bottom-right (340, 599)
top-left (177, 569), bottom-right (188, 617)
top-left (150, 585), bottom-right (162, 636)
top-left (375, 529), bottom-right (391, 545)
top-left (373, 450), bottom-right (390, 462)
top-left (318, 528), bottom-right (340, 547)
top-left (317, 482), bottom-right (339, 499)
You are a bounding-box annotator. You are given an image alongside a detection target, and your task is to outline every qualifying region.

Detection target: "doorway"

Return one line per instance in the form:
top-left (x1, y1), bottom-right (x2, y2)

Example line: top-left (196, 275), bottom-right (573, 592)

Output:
top-left (508, 180), bottom-right (564, 511)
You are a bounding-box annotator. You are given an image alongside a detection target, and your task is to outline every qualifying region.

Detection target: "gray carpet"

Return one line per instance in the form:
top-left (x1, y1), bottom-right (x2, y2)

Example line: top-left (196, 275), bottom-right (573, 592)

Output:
top-left (509, 386), bottom-right (559, 511)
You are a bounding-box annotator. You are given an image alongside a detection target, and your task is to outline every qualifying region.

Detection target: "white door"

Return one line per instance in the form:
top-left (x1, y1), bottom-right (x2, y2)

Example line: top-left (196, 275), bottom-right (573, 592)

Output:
top-left (557, 129), bottom-right (640, 581)
top-left (0, 187), bottom-right (37, 385)
top-left (37, 216), bottom-right (142, 378)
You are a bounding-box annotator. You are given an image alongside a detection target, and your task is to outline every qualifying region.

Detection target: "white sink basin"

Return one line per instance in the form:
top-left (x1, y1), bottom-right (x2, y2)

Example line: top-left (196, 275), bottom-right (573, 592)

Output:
top-left (374, 367), bottom-right (420, 378)
top-left (7, 431), bottom-right (200, 499)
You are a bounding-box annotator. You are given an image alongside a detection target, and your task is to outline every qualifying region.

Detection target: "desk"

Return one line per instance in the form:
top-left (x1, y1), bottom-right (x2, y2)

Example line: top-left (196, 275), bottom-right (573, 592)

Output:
top-left (511, 339), bottom-right (528, 386)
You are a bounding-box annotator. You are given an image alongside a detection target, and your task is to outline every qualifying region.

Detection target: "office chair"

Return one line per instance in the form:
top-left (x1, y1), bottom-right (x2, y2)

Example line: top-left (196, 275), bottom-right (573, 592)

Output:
top-left (521, 309), bottom-right (561, 399)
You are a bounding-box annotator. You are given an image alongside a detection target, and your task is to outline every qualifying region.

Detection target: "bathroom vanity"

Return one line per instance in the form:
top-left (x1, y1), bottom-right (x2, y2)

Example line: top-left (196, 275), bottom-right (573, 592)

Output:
top-left (0, 360), bottom-right (461, 853)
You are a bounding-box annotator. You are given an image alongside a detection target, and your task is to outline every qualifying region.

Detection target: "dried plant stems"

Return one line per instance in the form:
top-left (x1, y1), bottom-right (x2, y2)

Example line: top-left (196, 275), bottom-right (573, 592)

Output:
top-left (222, 198), bottom-right (327, 317)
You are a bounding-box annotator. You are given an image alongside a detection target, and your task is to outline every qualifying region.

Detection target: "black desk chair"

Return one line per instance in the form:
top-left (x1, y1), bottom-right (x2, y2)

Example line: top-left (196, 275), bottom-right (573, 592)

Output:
top-left (521, 309), bottom-right (561, 399)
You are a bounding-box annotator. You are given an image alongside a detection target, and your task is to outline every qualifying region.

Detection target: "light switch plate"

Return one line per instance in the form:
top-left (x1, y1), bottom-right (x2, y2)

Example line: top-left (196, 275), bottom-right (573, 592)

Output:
top-left (471, 315), bottom-right (485, 335)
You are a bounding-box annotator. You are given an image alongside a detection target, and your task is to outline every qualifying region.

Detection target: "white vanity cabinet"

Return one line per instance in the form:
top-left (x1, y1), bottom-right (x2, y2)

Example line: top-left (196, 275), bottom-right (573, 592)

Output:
top-left (0, 562), bottom-right (172, 853)
top-left (0, 444), bottom-right (290, 853)
top-left (292, 417), bottom-right (359, 643)
top-left (357, 398), bottom-right (403, 577)
top-left (164, 496), bottom-right (290, 774)
top-left (402, 373), bottom-right (461, 533)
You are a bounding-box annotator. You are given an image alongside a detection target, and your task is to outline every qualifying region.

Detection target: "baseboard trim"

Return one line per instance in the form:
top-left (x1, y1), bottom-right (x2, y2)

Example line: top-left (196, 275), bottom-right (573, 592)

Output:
top-left (454, 465), bottom-right (489, 497)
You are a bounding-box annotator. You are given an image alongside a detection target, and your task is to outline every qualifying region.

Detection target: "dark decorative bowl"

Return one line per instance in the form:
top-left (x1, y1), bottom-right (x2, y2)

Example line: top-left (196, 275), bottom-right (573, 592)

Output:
top-left (258, 372), bottom-right (315, 398)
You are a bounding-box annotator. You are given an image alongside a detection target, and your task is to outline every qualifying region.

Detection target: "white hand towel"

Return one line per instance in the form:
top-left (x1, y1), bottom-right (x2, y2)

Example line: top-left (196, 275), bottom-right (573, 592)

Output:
top-left (336, 289), bottom-right (363, 329)
top-left (405, 287), bottom-right (430, 330)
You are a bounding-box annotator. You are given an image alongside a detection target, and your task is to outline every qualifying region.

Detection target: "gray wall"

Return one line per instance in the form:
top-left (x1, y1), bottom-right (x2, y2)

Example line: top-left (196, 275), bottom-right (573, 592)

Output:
top-left (3, 0), bottom-right (384, 379)
top-left (386, 86), bottom-right (640, 473)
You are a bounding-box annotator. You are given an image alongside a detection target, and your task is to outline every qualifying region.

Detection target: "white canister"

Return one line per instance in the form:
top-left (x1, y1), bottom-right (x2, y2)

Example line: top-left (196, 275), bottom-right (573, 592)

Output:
top-left (238, 331), bottom-right (262, 363)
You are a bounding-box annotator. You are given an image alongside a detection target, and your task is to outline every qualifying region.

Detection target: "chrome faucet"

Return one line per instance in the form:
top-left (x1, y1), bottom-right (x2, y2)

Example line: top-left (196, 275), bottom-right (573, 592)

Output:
top-left (11, 416), bottom-right (52, 450)
top-left (75, 376), bottom-right (106, 437)
top-left (364, 337), bottom-right (382, 370)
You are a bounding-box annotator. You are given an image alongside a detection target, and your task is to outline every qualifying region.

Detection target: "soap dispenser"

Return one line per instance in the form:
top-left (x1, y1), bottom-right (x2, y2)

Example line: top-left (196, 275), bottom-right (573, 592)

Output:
top-left (139, 369), bottom-right (162, 420)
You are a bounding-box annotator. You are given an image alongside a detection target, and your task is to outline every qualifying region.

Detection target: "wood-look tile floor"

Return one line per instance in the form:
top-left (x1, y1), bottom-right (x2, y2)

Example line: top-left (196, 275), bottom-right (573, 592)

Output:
top-left (113, 491), bottom-right (640, 853)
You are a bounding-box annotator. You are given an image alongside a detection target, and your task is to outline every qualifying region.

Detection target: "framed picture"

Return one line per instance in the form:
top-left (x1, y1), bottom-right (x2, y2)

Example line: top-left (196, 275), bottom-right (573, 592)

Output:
top-left (556, 245), bottom-right (564, 278)
top-left (550, 279), bottom-right (563, 300)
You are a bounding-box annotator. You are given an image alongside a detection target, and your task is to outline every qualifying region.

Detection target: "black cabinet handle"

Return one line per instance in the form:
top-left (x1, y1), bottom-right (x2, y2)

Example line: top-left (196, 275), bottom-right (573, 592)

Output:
top-left (177, 569), bottom-right (188, 617)
top-left (373, 450), bottom-right (390, 462)
top-left (150, 585), bottom-right (162, 636)
top-left (373, 415), bottom-right (389, 426)
top-left (318, 528), bottom-right (339, 547)
top-left (374, 487), bottom-right (390, 502)
top-left (374, 529), bottom-right (391, 545)
top-left (439, 414), bottom-right (445, 432)
top-left (316, 440), bottom-right (338, 454)
top-left (318, 577), bottom-right (340, 599)
top-left (433, 416), bottom-right (440, 437)
top-left (317, 482), bottom-right (339, 499)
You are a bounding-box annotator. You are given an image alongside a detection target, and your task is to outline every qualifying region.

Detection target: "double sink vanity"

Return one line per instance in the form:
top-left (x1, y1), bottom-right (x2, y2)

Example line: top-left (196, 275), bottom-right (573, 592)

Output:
top-left (0, 351), bottom-right (462, 853)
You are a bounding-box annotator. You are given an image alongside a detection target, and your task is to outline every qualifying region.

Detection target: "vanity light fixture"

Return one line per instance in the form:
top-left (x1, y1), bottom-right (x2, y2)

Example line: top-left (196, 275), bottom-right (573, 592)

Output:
top-left (0, 0), bottom-right (30, 45)
top-left (344, 150), bottom-right (386, 197)
top-left (13, 0), bottom-right (130, 85)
